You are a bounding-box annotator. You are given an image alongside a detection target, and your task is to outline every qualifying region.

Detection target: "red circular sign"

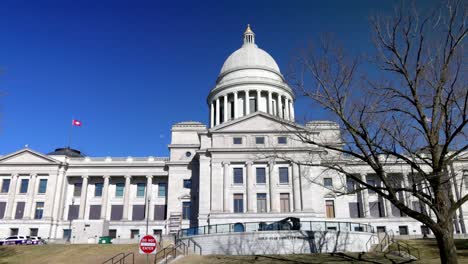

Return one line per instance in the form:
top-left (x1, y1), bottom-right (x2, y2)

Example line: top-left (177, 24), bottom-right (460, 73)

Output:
top-left (139, 235), bottom-right (158, 254)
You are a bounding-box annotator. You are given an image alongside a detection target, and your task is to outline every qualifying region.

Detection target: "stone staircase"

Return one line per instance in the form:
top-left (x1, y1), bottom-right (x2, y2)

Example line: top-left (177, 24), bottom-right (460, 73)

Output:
top-left (168, 212), bottom-right (182, 234)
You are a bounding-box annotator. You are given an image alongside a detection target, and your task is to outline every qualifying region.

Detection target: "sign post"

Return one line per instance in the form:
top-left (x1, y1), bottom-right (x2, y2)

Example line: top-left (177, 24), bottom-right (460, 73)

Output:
top-left (139, 235), bottom-right (158, 257)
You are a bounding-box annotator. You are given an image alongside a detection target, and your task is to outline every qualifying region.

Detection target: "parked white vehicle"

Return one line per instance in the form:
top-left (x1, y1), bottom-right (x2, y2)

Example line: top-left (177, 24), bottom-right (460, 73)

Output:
top-left (3, 235), bottom-right (30, 245)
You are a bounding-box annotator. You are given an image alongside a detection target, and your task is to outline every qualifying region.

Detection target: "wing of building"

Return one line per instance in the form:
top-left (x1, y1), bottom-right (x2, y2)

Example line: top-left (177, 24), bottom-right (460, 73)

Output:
top-left (1, 25), bottom-right (467, 243)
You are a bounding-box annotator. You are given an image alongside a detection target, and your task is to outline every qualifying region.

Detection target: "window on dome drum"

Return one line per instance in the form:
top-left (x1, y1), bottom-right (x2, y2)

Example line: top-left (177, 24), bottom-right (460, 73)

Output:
top-left (325, 200), bottom-right (335, 218)
top-left (230, 101), bottom-right (235, 119)
top-left (220, 103), bottom-right (225, 123)
top-left (233, 194), bottom-right (244, 213)
top-left (233, 137), bottom-right (242, 144)
top-left (38, 179), bottom-right (47, 194)
top-left (182, 202), bottom-right (191, 220)
top-left (346, 177), bottom-right (355, 192)
top-left (115, 183), bottom-right (124, 197)
top-left (19, 179), bottom-right (29, 194)
top-left (136, 183), bottom-right (145, 197)
top-left (158, 183), bottom-right (167, 197)
top-left (73, 183), bottom-right (82, 197)
top-left (94, 183), bottom-right (103, 197)
top-left (323, 177), bottom-right (333, 188)
top-left (183, 179), bottom-right (191, 189)
top-left (233, 168), bottom-right (243, 184)
top-left (249, 98), bottom-right (257, 113)
top-left (34, 202), bottom-right (44, 219)
top-left (277, 136), bottom-right (287, 144)
top-left (280, 193), bottom-right (290, 212)
top-left (279, 167), bottom-right (289, 184)
top-left (256, 167), bottom-right (266, 184)
top-left (1, 179), bottom-right (10, 193)
top-left (255, 136), bottom-right (265, 144)
top-left (257, 193), bottom-right (267, 213)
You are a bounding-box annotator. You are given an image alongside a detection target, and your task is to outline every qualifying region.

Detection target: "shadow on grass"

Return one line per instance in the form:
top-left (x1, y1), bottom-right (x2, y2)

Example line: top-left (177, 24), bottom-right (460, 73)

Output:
top-left (0, 247), bottom-right (16, 264)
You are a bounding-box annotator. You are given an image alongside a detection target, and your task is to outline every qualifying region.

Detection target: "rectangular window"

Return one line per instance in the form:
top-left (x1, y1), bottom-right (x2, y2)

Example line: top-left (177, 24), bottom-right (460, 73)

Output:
top-left (346, 177), bottom-right (355, 192)
top-left (233, 194), bottom-right (244, 213)
top-left (158, 183), bottom-right (167, 197)
top-left (348, 202), bottom-right (362, 218)
top-left (10, 228), bottom-right (19, 236)
top-left (38, 179), bottom-right (47, 194)
top-left (183, 179), bottom-right (192, 189)
top-left (154, 205), bottom-right (167, 220)
top-left (256, 167), bottom-right (266, 184)
top-left (15, 202), bottom-right (25, 219)
top-left (1, 179), bottom-right (10, 193)
top-left (367, 179), bottom-right (376, 194)
top-left (255, 137), bottom-right (265, 144)
top-left (94, 183), bottom-right (103, 197)
top-left (376, 226), bottom-right (386, 233)
top-left (0, 202), bottom-right (6, 219)
top-left (110, 205), bottom-right (123, 220)
top-left (323, 177), bottom-right (333, 188)
top-left (280, 193), bottom-right (290, 213)
top-left (34, 202), bottom-right (44, 219)
top-left (89, 205), bottom-right (101, 220)
top-left (73, 183), bottom-right (82, 197)
top-left (277, 136), bottom-right (287, 144)
top-left (136, 183), bottom-right (146, 197)
top-left (30, 228), bottom-right (38, 237)
top-left (68, 204), bottom-right (79, 220)
top-left (233, 137), bottom-right (242, 144)
top-left (233, 168), bottom-right (243, 184)
top-left (279, 167), bottom-right (289, 184)
top-left (130, 229), bottom-right (140, 239)
top-left (132, 205), bottom-right (145, 220)
top-left (182, 202), bottom-right (191, 220)
top-left (19, 179), bottom-right (29, 193)
top-left (369, 201), bottom-right (384, 217)
top-left (399, 226), bottom-right (409, 235)
top-left (257, 193), bottom-right (267, 213)
top-left (115, 183), bottom-right (124, 197)
top-left (109, 229), bottom-right (117, 239)
top-left (249, 98), bottom-right (257, 112)
top-left (325, 200), bottom-right (335, 218)
top-left (63, 229), bottom-right (71, 240)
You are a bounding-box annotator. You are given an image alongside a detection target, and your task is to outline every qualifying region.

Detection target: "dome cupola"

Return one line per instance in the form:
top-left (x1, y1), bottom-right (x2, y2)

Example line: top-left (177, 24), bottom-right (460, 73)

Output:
top-left (208, 25), bottom-right (295, 128)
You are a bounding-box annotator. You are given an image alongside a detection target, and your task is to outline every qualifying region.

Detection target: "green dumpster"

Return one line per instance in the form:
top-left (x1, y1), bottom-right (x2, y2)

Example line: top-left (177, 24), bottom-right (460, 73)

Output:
top-left (98, 236), bottom-right (113, 244)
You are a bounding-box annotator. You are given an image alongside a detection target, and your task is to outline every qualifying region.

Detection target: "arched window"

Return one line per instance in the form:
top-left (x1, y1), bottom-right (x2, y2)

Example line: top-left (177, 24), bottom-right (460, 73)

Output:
top-left (233, 223), bottom-right (245, 232)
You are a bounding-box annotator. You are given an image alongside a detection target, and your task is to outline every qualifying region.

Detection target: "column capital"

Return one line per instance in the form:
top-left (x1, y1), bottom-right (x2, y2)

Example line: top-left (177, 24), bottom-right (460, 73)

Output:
top-left (30, 173), bottom-right (37, 178)
top-left (11, 173), bottom-right (19, 178)
top-left (81, 175), bottom-right (89, 179)
top-left (268, 160), bottom-right (276, 166)
top-left (146, 175), bottom-right (153, 179)
top-left (124, 175), bottom-right (132, 179)
top-left (246, 161), bottom-right (253, 166)
top-left (103, 175), bottom-right (110, 179)
top-left (222, 161), bottom-right (230, 166)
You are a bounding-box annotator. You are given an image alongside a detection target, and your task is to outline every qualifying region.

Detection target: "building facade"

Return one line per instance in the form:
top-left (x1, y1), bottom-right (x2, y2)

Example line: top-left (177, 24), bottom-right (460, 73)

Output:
top-left (1, 26), bottom-right (467, 243)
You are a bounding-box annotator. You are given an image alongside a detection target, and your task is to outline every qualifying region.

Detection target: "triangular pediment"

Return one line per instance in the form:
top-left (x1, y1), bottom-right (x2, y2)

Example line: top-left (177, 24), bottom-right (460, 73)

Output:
top-left (0, 148), bottom-right (61, 164)
top-left (210, 112), bottom-right (305, 133)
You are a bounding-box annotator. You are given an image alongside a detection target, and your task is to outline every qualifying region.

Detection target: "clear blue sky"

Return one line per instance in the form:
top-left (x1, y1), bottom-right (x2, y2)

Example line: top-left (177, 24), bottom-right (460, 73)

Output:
top-left (0, 0), bottom-right (435, 157)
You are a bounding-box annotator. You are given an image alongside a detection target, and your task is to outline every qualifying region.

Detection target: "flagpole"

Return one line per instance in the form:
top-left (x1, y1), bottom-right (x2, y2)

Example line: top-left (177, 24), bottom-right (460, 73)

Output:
top-left (68, 118), bottom-right (73, 148)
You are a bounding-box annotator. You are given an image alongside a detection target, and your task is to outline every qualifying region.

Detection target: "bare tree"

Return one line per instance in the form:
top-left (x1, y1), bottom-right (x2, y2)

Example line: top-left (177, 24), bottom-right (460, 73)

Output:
top-left (288, 1), bottom-right (467, 263)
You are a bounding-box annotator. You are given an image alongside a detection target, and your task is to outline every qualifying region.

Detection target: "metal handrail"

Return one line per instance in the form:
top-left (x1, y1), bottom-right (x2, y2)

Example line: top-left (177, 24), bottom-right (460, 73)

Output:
top-left (396, 240), bottom-right (421, 260)
top-left (179, 220), bottom-right (374, 237)
top-left (186, 237), bottom-right (202, 255)
top-left (365, 233), bottom-right (378, 251)
top-left (102, 252), bottom-right (125, 264)
top-left (122, 252), bottom-right (134, 264)
top-left (154, 245), bottom-right (175, 264)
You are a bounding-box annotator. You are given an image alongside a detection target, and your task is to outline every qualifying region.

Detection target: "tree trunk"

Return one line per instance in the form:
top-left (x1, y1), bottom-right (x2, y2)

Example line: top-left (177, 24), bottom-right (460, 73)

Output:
top-left (435, 226), bottom-right (458, 264)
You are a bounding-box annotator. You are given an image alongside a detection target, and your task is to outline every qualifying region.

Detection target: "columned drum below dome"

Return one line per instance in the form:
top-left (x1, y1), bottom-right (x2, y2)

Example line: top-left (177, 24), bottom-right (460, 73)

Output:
top-left (207, 25), bottom-right (295, 128)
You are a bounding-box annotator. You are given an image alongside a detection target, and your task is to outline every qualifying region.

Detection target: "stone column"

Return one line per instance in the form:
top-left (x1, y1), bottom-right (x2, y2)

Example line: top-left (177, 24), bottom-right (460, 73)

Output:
top-left (383, 178), bottom-right (393, 217)
top-left (215, 98), bottom-right (220, 126)
top-left (5, 173), bottom-right (19, 219)
top-left (290, 101), bottom-right (295, 121)
top-left (256, 90), bottom-right (261, 112)
top-left (245, 91), bottom-right (250, 115)
top-left (100, 175), bottom-right (110, 220)
top-left (234, 92), bottom-right (238, 119)
top-left (146, 175), bottom-right (153, 220)
top-left (402, 172), bottom-right (412, 208)
top-left (223, 94), bottom-right (228, 122)
top-left (268, 91), bottom-right (273, 115)
top-left (361, 174), bottom-right (370, 218)
top-left (223, 162), bottom-right (229, 212)
top-left (268, 161), bottom-right (278, 212)
top-left (285, 99), bottom-right (290, 120)
top-left (278, 95), bottom-right (283, 118)
top-left (246, 161), bottom-right (253, 212)
top-left (210, 102), bottom-right (214, 128)
top-left (122, 175), bottom-right (132, 220)
top-left (78, 175), bottom-right (88, 219)
top-left (292, 163), bottom-right (301, 211)
top-left (51, 167), bottom-right (66, 226)
top-left (25, 173), bottom-right (37, 219)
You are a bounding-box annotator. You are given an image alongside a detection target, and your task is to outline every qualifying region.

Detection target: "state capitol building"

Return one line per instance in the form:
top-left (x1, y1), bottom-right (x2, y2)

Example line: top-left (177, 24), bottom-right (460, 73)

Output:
top-left (1, 25), bottom-right (467, 243)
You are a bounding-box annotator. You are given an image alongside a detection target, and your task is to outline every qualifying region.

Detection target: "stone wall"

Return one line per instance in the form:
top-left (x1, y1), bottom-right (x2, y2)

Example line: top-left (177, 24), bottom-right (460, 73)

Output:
top-left (181, 230), bottom-right (376, 255)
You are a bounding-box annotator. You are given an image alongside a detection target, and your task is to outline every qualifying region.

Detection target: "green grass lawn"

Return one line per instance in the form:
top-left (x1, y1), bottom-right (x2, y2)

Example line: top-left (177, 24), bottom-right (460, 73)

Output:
top-left (0, 239), bottom-right (467, 264)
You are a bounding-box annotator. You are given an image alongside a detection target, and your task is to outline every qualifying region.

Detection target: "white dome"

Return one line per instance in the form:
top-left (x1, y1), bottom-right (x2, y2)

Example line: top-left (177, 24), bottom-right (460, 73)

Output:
top-left (219, 45), bottom-right (281, 77)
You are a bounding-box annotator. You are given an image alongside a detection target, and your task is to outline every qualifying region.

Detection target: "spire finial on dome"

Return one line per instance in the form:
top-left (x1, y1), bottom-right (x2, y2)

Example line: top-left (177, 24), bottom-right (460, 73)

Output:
top-left (243, 24), bottom-right (255, 46)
